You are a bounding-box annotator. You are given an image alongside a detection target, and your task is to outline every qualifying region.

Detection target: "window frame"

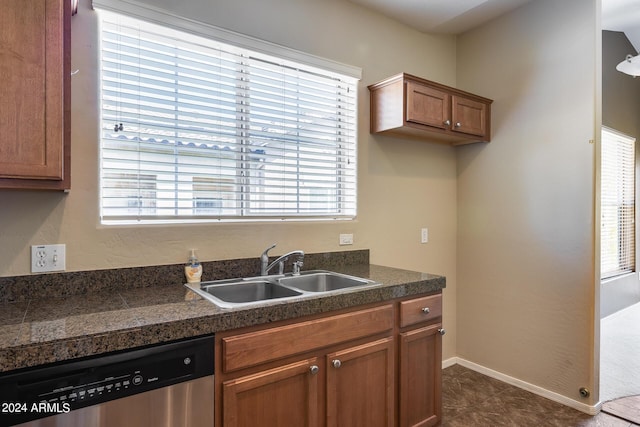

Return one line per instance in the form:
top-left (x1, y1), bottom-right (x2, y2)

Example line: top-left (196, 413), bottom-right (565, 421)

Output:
top-left (94, 0), bottom-right (361, 225)
top-left (601, 127), bottom-right (636, 280)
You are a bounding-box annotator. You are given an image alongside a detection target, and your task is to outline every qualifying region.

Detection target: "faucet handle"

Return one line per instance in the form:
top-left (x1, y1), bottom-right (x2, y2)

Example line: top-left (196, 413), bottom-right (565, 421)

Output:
top-left (261, 244), bottom-right (277, 263)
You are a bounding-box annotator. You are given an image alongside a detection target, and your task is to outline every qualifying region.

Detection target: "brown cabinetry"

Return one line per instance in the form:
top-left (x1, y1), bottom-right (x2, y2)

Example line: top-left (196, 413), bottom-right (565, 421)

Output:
top-left (221, 358), bottom-right (320, 426)
top-left (215, 292), bottom-right (443, 427)
top-left (399, 325), bottom-right (443, 427)
top-left (326, 338), bottom-right (394, 427)
top-left (398, 292), bottom-right (444, 427)
top-left (0, 0), bottom-right (70, 190)
top-left (399, 293), bottom-right (443, 328)
top-left (217, 305), bottom-right (395, 427)
top-left (369, 73), bottom-right (492, 145)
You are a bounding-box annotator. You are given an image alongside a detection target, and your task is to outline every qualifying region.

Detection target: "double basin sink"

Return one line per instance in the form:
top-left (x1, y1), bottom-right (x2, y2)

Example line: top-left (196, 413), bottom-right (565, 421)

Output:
top-left (185, 270), bottom-right (380, 308)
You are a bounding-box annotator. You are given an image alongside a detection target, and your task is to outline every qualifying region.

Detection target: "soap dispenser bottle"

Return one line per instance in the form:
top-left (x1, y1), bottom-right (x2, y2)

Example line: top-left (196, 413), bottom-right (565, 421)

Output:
top-left (184, 249), bottom-right (203, 283)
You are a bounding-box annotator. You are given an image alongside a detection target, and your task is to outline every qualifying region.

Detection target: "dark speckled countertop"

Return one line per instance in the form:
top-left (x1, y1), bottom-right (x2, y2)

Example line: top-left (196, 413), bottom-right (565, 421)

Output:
top-left (0, 251), bottom-right (445, 373)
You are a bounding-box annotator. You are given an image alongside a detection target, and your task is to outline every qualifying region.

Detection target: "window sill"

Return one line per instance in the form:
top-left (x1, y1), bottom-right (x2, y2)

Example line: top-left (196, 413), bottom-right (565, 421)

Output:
top-left (601, 272), bottom-right (638, 285)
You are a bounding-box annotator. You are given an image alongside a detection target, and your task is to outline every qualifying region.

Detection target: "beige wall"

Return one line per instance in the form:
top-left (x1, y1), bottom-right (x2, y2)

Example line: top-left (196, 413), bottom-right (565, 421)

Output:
top-left (456, 0), bottom-right (598, 406)
top-left (0, 0), bottom-right (458, 358)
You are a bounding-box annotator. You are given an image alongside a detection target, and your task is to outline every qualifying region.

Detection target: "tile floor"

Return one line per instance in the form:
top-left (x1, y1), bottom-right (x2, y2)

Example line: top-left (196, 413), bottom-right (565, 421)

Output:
top-left (442, 364), bottom-right (640, 427)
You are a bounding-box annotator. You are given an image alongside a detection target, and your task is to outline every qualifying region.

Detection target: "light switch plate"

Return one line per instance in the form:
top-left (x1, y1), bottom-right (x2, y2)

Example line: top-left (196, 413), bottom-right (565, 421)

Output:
top-left (421, 228), bottom-right (429, 244)
top-left (31, 244), bottom-right (66, 273)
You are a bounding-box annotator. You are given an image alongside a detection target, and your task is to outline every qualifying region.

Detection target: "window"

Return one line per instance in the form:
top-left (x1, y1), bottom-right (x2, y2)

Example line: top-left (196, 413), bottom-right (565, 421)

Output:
top-left (601, 127), bottom-right (636, 279)
top-left (102, 172), bottom-right (157, 216)
top-left (192, 176), bottom-right (235, 215)
top-left (97, 8), bottom-right (359, 223)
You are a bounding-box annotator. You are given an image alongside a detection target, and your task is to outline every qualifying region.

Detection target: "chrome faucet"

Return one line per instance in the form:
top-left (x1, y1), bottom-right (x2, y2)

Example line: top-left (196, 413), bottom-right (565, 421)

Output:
top-left (260, 244), bottom-right (304, 276)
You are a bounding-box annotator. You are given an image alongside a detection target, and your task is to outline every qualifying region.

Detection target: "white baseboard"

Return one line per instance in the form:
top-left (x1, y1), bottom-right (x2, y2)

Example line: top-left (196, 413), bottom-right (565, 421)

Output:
top-left (442, 357), bottom-right (602, 416)
top-left (442, 356), bottom-right (457, 369)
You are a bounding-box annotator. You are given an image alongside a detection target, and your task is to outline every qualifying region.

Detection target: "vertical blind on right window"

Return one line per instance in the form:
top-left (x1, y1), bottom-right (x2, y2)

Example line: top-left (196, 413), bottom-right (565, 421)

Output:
top-left (98, 11), bottom-right (358, 223)
top-left (601, 128), bottom-right (636, 279)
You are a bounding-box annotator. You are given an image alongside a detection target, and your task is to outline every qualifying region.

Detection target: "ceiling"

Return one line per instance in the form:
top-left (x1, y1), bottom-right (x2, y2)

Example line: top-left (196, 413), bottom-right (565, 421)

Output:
top-left (602, 0), bottom-right (640, 52)
top-left (345, 0), bottom-right (640, 53)
top-left (344, 0), bottom-right (533, 34)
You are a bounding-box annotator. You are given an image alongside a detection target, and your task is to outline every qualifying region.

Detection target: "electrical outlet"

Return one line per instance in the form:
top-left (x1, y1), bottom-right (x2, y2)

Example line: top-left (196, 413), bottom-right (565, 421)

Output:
top-left (339, 234), bottom-right (354, 245)
top-left (421, 228), bottom-right (429, 244)
top-left (31, 244), bottom-right (66, 273)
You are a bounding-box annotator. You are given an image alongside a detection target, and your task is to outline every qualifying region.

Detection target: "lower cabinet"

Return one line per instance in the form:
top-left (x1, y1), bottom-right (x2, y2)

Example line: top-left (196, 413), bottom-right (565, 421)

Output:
top-left (326, 338), bottom-right (394, 427)
top-left (398, 292), bottom-right (444, 427)
top-left (399, 324), bottom-right (443, 427)
top-left (222, 358), bottom-right (319, 427)
top-left (215, 293), bottom-right (442, 427)
top-left (221, 337), bottom-right (394, 427)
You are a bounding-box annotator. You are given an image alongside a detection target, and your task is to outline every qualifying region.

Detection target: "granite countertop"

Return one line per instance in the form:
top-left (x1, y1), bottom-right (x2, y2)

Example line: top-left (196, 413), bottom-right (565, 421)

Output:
top-left (0, 259), bottom-right (445, 374)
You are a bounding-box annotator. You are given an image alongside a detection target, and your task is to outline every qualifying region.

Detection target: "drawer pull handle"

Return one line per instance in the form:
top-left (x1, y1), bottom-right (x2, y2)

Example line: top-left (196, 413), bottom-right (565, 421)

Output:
top-left (309, 365), bottom-right (319, 375)
top-left (332, 359), bottom-right (342, 369)
top-left (438, 328), bottom-right (446, 336)
top-left (421, 307), bottom-right (430, 314)
top-left (455, 122), bottom-right (461, 128)
top-left (444, 120), bottom-right (451, 126)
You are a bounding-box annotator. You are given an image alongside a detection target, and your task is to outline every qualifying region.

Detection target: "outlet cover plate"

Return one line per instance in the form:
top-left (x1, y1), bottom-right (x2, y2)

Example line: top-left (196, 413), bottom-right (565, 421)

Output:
top-left (31, 244), bottom-right (66, 273)
top-left (339, 234), bottom-right (354, 245)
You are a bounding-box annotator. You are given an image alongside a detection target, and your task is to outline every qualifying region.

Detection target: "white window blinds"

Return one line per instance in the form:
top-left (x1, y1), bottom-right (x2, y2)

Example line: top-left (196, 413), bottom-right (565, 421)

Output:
top-left (601, 128), bottom-right (636, 279)
top-left (98, 10), bottom-right (358, 223)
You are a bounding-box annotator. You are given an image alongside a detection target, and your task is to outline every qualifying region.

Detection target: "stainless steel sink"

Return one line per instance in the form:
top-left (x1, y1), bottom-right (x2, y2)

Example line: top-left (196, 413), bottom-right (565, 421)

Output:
top-left (277, 271), bottom-right (378, 292)
top-left (188, 279), bottom-right (302, 308)
top-left (185, 270), bottom-right (379, 308)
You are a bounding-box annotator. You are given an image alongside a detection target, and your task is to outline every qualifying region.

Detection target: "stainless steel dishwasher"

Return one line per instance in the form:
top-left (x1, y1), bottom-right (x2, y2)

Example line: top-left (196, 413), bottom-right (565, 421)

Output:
top-left (0, 335), bottom-right (214, 427)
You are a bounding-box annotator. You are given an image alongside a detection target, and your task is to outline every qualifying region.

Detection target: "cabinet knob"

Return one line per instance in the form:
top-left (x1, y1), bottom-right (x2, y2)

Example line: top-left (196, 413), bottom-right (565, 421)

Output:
top-left (438, 328), bottom-right (446, 336)
top-left (454, 122), bottom-right (461, 128)
top-left (421, 307), bottom-right (430, 314)
top-left (444, 120), bottom-right (451, 126)
top-left (309, 365), bottom-right (319, 375)
top-left (332, 359), bottom-right (342, 369)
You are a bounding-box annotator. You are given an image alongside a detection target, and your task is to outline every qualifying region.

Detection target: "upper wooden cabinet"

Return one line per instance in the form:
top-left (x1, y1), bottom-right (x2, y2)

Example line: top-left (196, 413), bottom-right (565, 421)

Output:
top-left (369, 73), bottom-right (493, 145)
top-left (0, 0), bottom-right (71, 190)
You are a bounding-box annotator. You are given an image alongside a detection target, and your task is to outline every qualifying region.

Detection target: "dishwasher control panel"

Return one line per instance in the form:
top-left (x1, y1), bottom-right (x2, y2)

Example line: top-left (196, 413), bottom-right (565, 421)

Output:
top-left (34, 361), bottom-right (182, 405)
top-left (0, 335), bottom-right (214, 426)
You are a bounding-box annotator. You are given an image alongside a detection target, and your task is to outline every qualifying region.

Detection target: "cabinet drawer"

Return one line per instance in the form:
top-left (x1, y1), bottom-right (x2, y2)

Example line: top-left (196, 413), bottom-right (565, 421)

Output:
top-left (222, 304), bottom-right (394, 372)
top-left (399, 293), bottom-right (442, 328)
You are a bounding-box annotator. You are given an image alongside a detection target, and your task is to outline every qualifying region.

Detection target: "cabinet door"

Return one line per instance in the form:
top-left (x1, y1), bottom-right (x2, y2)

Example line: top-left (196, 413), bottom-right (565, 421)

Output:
top-left (326, 337), bottom-right (394, 427)
top-left (451, 95), bottom-right (488, 137)
top-left (399, 324), bottom-right (442, 427)
top-left (405, 81), bottom-right (450, 130)
top-left (0, 0), bottom-right (69, 187)
top-left (222, 358), bottom-right (319, 427)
